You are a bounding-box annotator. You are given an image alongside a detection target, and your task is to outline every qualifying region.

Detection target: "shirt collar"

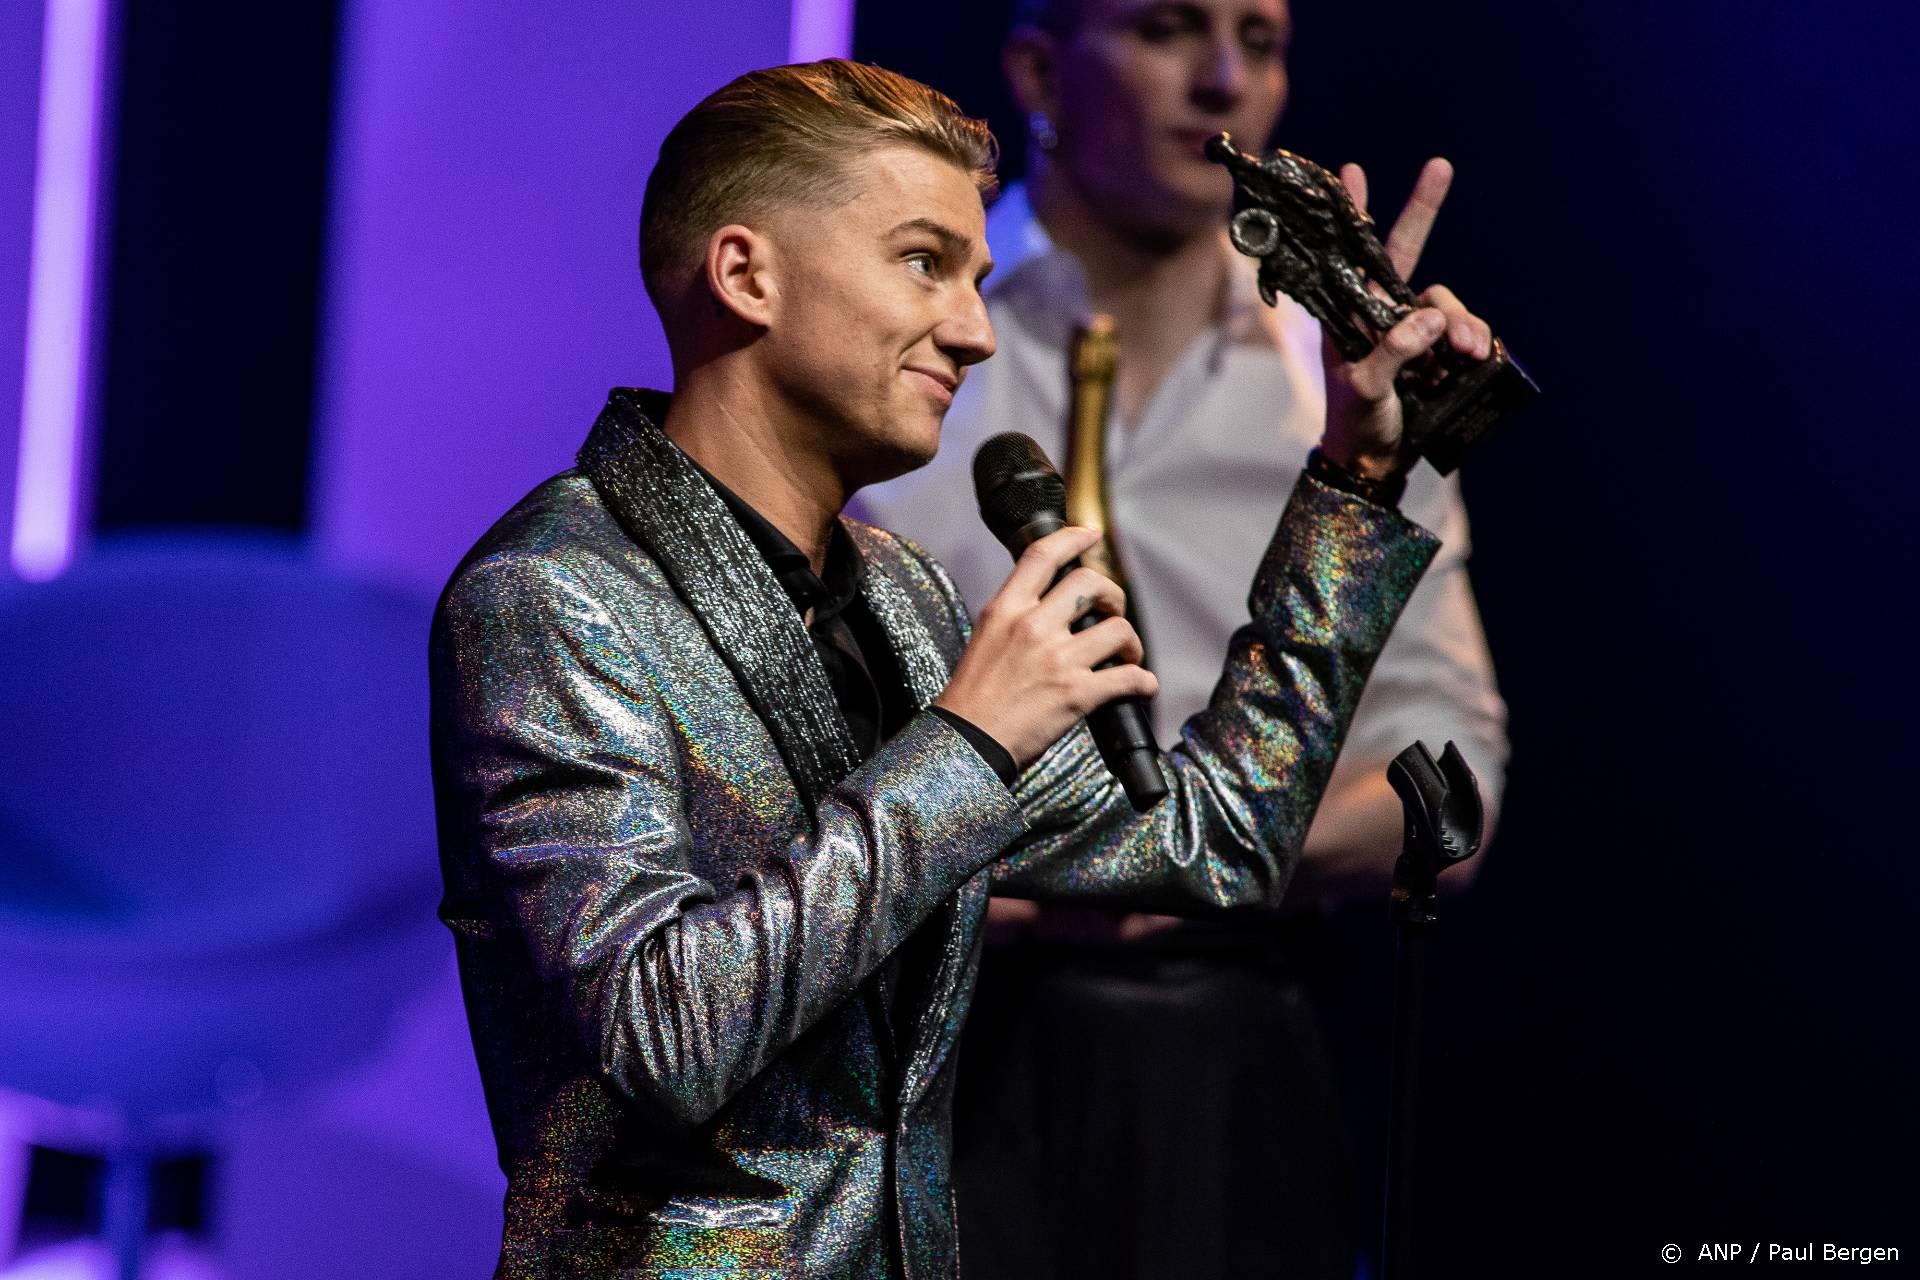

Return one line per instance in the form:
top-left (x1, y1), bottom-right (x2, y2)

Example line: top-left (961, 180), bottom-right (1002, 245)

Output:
top-left (680, 451), bottom-right (862, 623)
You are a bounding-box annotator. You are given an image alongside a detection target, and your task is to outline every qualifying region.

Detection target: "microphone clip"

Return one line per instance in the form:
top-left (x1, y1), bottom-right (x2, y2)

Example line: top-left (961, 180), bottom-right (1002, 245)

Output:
top-left (1386, 740), bottom-right (1485, 923)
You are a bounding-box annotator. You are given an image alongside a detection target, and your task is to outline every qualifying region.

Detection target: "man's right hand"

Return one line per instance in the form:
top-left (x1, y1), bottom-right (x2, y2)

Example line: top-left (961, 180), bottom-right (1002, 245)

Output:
top-left (934, 526), bottom-right (1158, 771)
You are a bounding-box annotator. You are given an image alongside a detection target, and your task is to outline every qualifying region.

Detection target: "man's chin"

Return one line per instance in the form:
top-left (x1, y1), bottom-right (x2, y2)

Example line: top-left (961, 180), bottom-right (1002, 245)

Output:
top-left (1102, 181), bottom-right (1227, 249)
top-left (851, 421), bottom-right (942, 491)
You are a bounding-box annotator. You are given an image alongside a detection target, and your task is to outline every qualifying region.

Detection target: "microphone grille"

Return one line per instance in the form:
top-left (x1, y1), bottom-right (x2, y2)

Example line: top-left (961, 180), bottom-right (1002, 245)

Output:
top-left (973, 432), bottom-right (1066, 545)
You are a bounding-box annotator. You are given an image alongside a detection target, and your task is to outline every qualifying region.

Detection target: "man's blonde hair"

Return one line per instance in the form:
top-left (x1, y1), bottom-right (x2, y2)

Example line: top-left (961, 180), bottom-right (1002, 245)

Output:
top-left (640, 59), bottom-right (998, 317)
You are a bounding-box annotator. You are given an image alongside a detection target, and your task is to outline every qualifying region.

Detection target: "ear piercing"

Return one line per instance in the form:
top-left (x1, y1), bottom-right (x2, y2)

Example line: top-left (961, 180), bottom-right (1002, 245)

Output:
top-left (1028, 112), bottom-right (1059, 153)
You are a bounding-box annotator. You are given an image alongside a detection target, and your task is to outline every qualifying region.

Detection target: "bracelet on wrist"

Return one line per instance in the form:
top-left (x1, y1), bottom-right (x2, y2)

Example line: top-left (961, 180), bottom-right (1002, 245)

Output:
top-left (1306, 447), bottom-right (1408, 509)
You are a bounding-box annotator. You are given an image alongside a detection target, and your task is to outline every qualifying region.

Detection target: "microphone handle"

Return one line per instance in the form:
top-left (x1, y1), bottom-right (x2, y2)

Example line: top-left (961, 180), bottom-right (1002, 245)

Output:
top-left (1003, 513), bottom-right (1170, 812)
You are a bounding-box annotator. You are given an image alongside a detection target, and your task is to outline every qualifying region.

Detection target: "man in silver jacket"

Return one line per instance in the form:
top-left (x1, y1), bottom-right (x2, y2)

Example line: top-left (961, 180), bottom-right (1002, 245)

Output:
top-left (430, 59), bottom-right (1492, 1279)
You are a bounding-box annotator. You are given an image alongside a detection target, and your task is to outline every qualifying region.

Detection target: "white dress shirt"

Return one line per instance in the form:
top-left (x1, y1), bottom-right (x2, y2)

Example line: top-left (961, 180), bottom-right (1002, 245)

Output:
top-left (857, 184), bottom-right (1509, 812)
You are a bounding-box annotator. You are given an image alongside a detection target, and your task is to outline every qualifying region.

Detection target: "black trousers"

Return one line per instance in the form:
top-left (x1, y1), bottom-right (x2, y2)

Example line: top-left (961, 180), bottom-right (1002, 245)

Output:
top-left (951, 928), bottom-right (1358, 1279)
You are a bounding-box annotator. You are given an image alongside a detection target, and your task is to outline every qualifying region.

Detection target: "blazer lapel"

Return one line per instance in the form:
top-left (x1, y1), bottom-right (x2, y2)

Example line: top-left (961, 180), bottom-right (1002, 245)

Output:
top-left (580, 392), bottom-right (990, 1105)
top-left (576, 388), bottom-right (860, 812)
top-left (849, 526), bottom-right (993, 1110)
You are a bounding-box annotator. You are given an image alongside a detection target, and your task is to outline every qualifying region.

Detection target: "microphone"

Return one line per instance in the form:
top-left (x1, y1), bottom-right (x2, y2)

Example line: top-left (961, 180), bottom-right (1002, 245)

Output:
top-left (972, 432), bottom-right (1170, 812)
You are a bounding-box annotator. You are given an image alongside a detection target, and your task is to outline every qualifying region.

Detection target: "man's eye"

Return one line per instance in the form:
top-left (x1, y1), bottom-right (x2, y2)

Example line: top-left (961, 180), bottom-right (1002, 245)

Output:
top-left (906, 253), bottom-right (937, 275)
top-left (1135, 4), bottom-right (1199, 42)
top-left (1241, 23), bottom-right (1280, 57)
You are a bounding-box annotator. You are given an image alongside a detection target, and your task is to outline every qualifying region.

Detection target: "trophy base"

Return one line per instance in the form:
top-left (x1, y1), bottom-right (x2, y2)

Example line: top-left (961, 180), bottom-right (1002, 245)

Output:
top-left (1400, 340), bottom-right (1539, 475)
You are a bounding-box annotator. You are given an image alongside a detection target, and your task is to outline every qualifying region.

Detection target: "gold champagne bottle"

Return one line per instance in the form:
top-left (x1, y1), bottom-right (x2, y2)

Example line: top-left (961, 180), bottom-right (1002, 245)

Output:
top-left (1063, 315), bottom-right (1128, 590)
top-left (1062, 314), bottom-right (1155, 675)
top-left (1062, 317), bottom-right (1176, 935)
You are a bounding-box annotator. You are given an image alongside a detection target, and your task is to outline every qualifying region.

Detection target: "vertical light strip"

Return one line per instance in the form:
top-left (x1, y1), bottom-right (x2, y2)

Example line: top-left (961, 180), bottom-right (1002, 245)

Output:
top-left (12, 0), bottom-right (110, 581)
top-left (788, 0), bottom-right (853, 63)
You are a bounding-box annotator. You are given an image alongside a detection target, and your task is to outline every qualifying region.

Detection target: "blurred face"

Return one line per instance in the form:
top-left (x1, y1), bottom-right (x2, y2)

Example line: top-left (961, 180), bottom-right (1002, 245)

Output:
top-left (755, 146), bottom-right (995, 487)
top-left (1050, 0), bottom-right (1290, 236)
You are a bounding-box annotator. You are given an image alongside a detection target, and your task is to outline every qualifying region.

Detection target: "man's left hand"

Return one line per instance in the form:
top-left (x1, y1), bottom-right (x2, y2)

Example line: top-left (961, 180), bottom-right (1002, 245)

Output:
top-left (1319, 158), bottom-right (1493, 479)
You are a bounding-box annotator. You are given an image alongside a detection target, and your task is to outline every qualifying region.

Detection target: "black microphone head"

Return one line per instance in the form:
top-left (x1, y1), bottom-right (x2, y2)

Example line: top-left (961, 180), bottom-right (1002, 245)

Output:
top-left (973, 432), bottom-right (1067, 550)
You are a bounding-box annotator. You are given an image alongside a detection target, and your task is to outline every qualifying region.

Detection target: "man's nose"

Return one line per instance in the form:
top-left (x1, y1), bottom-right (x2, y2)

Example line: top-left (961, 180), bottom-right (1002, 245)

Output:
top-left (1191, 40), bottom-right (1248, 112)
top-left (939, 289), bottom-right (995, 367)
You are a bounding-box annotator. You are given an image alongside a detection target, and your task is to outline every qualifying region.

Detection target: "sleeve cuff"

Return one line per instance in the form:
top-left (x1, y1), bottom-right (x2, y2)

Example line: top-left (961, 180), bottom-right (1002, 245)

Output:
top-left (927, 706), bottom-right (1019, 787)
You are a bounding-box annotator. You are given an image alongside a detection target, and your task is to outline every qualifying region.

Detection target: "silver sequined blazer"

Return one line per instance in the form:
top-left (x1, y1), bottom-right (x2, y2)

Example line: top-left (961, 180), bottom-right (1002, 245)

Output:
top-left (430, 389), bottom-right (1439, 1278)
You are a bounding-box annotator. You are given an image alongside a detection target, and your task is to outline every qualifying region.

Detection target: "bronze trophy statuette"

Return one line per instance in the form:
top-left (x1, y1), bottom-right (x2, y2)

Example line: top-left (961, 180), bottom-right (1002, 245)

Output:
top-left (1206, 132), bottom-right (1538, 474)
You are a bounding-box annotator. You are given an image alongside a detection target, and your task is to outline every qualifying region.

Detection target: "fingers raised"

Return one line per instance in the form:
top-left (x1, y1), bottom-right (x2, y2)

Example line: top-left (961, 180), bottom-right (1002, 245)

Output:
top-left (1384, 157), bottom-right (1454, 280)
top-left (1340, 162), bottom-right (1369, 211)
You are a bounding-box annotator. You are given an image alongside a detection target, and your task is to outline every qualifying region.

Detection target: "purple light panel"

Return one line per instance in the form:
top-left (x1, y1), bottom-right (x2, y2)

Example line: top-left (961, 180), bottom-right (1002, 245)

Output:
top-left (788, 0), bottom-right (852, 61)
top-left (11, 0), bottom-right (108, 581)
top-left (313, 0), bottom-right (794, 593)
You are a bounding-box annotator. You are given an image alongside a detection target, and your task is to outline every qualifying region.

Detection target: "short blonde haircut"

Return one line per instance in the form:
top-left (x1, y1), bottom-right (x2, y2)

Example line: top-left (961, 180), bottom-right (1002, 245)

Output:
top-left (640, 59), bottom-right (998, 316)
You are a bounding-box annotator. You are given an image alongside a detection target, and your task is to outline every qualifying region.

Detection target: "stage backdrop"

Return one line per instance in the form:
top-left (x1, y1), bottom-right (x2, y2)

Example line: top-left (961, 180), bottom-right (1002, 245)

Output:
top-left (235, 4), bottom-right (805, 1274)
top-left (859, 0), bottom-right (1920, 1273)
top-left (313, 0), bottom-right (798, 593)
top-left (0, 0), bottom-right (48, 570)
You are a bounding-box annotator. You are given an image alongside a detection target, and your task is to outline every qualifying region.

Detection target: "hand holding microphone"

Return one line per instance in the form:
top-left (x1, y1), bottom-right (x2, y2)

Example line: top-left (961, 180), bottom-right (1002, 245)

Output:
top-left (931, 433), bottom-right (1170, 810)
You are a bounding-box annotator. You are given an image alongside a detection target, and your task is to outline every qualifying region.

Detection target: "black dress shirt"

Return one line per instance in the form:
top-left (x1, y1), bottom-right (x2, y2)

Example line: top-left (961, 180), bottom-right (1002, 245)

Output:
top-left (683, 456), bottom-right (1017, 1055)
top-left (688, 457), bottom-right (1016, 785)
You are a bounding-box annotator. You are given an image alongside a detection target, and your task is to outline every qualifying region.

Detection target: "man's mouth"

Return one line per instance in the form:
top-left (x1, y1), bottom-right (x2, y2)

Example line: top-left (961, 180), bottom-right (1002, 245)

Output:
top-left (1172, 128), bottom-right (1225, 159)
top-left (905, 367), bottom-right (958, 406)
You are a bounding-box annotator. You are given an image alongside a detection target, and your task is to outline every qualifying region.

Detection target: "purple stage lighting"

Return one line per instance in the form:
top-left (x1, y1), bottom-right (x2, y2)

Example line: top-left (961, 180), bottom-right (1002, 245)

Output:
top-left (788, 0), bottom-right (852, 61)
top-left (12, 0), bottom-right (109, 582)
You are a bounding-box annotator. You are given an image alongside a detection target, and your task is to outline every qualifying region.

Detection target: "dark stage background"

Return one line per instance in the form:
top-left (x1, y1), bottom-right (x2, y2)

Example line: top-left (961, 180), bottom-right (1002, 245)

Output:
top-left (857, 1), bottom-right (1920, 1271)
top-left (30, 0), bottom-right (1920, 1274)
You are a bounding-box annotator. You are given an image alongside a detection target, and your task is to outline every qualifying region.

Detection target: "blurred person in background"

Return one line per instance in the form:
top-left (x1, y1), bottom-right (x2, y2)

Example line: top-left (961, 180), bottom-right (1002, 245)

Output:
top-left (857, 1), bottom-right (1509, 1274)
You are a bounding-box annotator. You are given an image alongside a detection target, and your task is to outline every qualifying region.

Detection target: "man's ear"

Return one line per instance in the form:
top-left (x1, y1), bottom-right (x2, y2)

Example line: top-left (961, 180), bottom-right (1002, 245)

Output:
top-left (704, 224), bottom-right (777, 328)
top-left (1002, 25), bottom-right (1061, 121)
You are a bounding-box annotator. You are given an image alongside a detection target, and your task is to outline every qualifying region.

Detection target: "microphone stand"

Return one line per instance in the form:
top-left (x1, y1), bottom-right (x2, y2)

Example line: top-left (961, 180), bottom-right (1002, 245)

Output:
top-left (1380, 741), bottom-right (1484, 1280)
